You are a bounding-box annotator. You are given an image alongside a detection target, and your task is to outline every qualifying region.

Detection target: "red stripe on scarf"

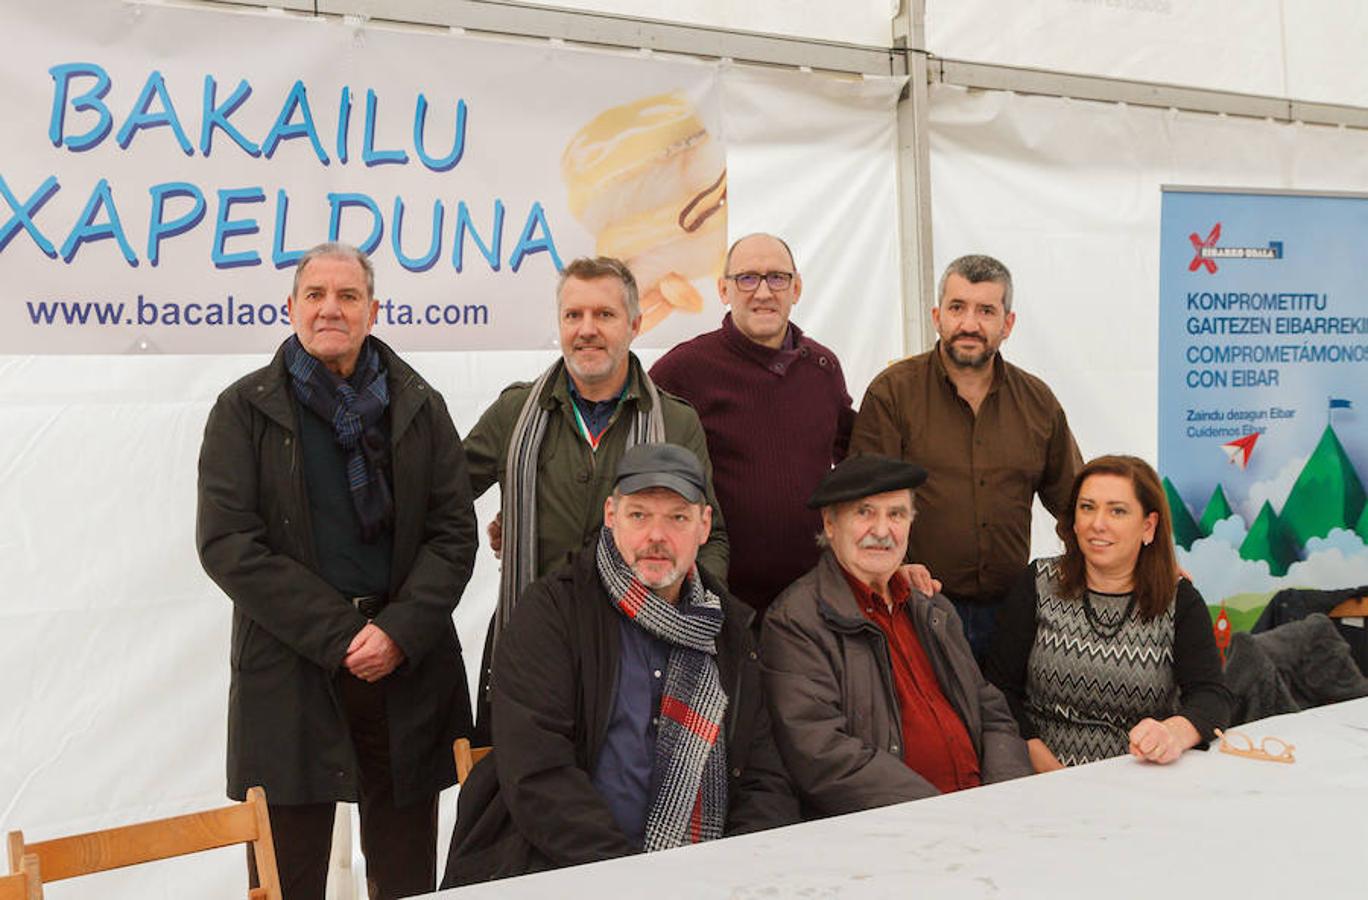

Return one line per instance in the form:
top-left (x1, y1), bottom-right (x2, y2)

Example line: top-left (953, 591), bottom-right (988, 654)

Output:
top-left (660, 695), bottom-right (720, 744)
top-left (690, 794), bottom-right (703, 844)
top-left (620, 580), bottom-right (650, 618)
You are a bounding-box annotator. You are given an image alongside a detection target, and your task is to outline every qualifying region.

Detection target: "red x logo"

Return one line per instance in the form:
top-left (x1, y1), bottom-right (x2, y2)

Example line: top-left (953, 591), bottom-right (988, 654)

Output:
top-left (1189, 223), bottom-right (1220, 273)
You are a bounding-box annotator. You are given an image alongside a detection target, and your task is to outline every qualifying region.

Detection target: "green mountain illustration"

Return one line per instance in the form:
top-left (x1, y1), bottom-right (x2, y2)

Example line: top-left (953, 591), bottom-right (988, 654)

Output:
top-left (1164, 477), bottom-right (1203, 550)
top-left (1357, 502), bottom-right (1368, 543)
top-left (1199, 485), bottom-right (1234, 535)
top-left (1239, 500), bottom-right (1299, 576)
top-left (1279, 425), bottom-right (1366, 546)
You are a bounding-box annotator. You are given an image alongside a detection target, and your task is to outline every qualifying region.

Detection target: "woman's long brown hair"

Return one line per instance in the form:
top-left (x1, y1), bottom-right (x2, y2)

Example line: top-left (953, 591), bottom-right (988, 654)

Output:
top-left (1056, 455), bottom-right (1179, 621)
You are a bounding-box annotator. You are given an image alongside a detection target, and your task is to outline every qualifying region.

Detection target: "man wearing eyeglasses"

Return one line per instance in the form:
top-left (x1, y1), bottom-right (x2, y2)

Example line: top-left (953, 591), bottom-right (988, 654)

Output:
top-left (650, 233), bottom-right (856, 615)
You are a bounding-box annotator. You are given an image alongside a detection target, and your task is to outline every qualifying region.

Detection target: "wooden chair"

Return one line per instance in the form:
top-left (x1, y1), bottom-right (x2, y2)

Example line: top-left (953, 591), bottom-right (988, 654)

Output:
top-left (7, 786), bottom-right (281, 900)
top-left (0, 854), bottom-right (41, 900)
top-left (453, 738), bottom-right (492, 784)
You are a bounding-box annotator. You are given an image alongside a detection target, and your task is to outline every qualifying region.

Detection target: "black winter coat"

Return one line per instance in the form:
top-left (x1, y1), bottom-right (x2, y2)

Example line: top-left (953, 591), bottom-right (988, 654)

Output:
top-left (442, 546), bottom-right (798, 886)
top-left (197, 338), bottom-right (477, 806)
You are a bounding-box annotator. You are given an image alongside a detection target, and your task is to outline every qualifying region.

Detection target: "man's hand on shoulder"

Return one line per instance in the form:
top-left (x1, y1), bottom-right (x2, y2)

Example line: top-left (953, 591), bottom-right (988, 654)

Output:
top-left (900, 563), bottom-right (942, 597)
top-left (344, 622), bottom-right (405, 682)
top-left (488, 511), bottom-right (503, 558)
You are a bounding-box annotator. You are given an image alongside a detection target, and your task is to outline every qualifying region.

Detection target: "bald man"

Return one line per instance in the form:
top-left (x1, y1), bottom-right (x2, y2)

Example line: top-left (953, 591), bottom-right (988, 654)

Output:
top-left (650, 233), bottom-right (854, 614)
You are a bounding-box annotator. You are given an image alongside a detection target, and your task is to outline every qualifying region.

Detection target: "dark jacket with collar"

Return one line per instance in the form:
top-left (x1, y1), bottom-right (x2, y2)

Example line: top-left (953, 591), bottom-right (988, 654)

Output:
top-left (442, 545), bottom-right (798, 887)
top-left (196, 337), bottom-right (477, 806)
top-left (760, 551), bottom-right (1031, 818)
top-left (463, 353), bottom-right (728, 581)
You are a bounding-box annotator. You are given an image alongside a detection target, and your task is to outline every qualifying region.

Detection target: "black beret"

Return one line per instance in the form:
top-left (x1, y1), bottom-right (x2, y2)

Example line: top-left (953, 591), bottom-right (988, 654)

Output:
top-left (806, 454), bottom-right (928, 509)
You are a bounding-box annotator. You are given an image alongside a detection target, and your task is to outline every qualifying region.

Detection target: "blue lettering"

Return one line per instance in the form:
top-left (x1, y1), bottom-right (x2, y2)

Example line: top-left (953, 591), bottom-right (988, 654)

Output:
top-left (48, 62), bottom-right (113, 151)
top-left (146, 182), bottom-right (206, 266)
top-left (200, 76), bottom-right (261, 157)
top-left (327, 192), bottom-right (383, 255)
top-left (392, 197), bottom-right (442, 273)
top-left (0, 174), bottom-right (61, 258)
top-left (413, 95), bottom-right (466, 172)
top-left (336, 86), bottom-right (352, 165)
top-left (212, 187), bottom-right (265, 268)
top-left (453, 199), bottom-right (503, 272)
top-left (272, 189), bottom-right (305, 269)
top-left (509, 202), bottom-right (563, 272)
top-left (362, 88), bottom-right (408, 167)
top-left (61, 178), bottom-right (138, 266)
top-left (115, 70), bottom-right (194, 155)
top-left (261, 80), bottom-right (329, 165)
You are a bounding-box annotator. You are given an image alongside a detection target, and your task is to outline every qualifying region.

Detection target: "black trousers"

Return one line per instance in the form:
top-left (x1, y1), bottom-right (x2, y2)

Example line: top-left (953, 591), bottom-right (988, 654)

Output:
top-left (250, 673), bottom-right (438, 900)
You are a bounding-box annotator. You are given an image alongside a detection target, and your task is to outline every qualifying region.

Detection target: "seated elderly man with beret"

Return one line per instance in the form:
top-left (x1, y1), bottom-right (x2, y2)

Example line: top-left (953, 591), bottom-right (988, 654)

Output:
top-left (761, 454), bottom-right (1031, 817)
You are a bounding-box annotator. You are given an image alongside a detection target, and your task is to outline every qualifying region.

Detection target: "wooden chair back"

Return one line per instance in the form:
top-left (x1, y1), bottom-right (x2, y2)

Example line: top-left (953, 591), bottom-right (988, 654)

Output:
top-left (0, 854), bottom-right (41, 900)
top-left (453, 738), bottom-right (492, 784)
top-left (7, 786), bottom-right (280, 900)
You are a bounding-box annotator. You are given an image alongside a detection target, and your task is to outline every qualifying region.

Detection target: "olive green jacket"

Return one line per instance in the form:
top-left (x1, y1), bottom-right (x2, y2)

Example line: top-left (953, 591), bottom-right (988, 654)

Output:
top-left (464, 354), bottom-right (728, 581)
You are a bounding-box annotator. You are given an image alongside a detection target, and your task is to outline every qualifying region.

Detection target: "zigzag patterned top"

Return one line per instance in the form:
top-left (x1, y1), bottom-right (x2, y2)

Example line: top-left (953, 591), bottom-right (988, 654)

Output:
top-left (1025, 558), bottom-right (1177, 766)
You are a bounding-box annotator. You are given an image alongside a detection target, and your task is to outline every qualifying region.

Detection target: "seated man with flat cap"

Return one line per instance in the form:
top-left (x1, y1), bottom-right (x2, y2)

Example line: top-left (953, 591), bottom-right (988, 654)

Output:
top-left (760, 454), bottom-right (1031, 818)
top-left (443, 443), bottom-right (797, 886)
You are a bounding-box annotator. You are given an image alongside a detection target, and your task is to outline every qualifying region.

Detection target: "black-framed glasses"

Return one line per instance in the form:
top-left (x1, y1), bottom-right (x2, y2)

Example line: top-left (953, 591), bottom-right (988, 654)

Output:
top-left (725, 271), bottom-right (794, 292)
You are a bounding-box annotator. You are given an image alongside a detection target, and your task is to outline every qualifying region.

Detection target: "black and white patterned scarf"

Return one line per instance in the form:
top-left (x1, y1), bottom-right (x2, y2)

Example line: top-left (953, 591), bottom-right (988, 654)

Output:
top-left (285, 335), bottom-right (393, 542)
top-left (493, 357), bottom-right (665, 645)
top-left (595, 527), bottom-right (728, 851)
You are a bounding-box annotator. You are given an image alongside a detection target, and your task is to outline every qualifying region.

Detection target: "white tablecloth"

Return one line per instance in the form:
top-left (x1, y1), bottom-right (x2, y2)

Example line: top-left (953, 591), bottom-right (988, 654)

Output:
top-left (430, 698), bottom-right (1368, 898)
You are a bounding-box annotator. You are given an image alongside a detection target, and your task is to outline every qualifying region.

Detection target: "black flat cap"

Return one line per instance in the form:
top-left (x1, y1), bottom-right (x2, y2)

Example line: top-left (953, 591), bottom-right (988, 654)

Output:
top-left (807, 454), bottom-right (928, 509)
top-left (614, 442), bottom-right (706, 503)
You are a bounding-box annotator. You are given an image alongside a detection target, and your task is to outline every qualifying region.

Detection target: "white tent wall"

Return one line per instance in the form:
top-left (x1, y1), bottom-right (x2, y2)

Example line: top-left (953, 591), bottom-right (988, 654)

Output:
top-left (0, 10), bottom-right (904, 898)
top-left (926, 0), bottom-right (1368, 106)
top-left (928, 82), bottom-right (1368, 555)
top-left (512, 0), bottom-right (899, 46)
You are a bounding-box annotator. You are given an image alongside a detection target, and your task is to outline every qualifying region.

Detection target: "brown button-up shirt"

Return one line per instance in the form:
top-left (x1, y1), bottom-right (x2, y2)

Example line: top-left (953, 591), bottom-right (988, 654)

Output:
top-left (850, 344), bottom-right (1081, 606)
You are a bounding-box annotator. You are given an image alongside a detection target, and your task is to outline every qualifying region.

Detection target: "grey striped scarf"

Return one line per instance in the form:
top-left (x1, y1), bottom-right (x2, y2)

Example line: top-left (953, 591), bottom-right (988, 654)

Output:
top-left (595, 527), bottom-right (728, 850)
top-left (493, 357), bottom-right (665, 645)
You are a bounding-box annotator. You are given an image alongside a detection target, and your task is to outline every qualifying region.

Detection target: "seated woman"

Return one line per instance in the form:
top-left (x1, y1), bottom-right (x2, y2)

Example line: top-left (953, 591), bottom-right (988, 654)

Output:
top-left (986, 454), bottom-right (1231, 771)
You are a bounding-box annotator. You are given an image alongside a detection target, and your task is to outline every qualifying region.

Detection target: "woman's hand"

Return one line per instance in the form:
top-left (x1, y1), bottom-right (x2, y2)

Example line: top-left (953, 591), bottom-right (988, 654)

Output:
top-left (1027, 738), bottom-right (1065, 774)
top-left (1128, 716), bottom-right (1199, 765)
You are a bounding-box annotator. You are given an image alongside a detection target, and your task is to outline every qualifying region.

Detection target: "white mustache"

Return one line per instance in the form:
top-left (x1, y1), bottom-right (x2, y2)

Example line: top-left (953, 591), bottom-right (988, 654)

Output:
top-left (858, 534), bottom-right (896, 550)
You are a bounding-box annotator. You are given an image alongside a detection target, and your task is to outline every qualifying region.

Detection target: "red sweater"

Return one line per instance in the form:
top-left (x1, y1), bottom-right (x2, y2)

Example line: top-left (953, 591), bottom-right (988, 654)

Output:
top-left (842, 568), bottom-right (982, 794)
top-left (650, 315), bottom-right (854, 612)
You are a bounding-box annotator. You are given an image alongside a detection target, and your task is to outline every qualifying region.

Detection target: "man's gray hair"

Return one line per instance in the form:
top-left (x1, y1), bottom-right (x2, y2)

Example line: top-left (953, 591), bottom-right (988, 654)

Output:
top-left (812, 494), bottom-right (918, 550)
top-left (938, 254), bottom-right (1013, 314)
top-left (557, 256), bottom-right (640, 320)
top-left (292, 242), bottom-right (375, 299)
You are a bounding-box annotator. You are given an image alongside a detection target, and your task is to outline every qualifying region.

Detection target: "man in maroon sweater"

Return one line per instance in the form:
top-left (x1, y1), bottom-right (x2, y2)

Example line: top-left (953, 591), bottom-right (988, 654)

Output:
top-left (650, 233), bottom-right (856, 614)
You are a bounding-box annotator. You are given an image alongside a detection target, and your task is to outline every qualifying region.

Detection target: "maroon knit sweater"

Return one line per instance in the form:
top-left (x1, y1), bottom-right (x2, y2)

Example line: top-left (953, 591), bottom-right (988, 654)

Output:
top-left (650, 314), bottom-right (854, 613)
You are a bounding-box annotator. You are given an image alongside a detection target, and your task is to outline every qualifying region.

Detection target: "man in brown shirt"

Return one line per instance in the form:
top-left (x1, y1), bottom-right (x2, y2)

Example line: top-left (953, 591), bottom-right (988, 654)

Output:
top-left (850, 254), bottom-right (1082, 662)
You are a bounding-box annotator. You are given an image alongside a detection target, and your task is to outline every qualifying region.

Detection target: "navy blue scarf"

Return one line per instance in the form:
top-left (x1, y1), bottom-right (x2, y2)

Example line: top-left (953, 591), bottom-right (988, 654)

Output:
top-left (285, 335), bottom-right (394, 542)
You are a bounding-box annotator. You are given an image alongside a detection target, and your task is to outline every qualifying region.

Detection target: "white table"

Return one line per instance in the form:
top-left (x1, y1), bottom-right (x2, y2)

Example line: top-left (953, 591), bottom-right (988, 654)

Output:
top-left (431, 698), bottom-right (1368, 898)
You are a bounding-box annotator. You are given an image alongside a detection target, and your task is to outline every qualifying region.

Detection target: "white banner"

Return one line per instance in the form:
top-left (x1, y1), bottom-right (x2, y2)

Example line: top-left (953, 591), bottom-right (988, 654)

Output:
top-left (0, 1), bottom-right (727, 353)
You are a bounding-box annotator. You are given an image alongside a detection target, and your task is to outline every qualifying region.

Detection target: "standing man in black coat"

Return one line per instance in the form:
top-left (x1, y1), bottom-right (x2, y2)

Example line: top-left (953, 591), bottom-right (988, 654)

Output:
top-left (197, 242), bottom-right (478, 900)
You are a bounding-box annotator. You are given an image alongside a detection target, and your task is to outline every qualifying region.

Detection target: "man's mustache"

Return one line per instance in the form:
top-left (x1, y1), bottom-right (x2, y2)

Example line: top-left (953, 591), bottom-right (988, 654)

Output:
top-left (635, 542), bottom-right (676, 563)
top-left (858, 534), bottom-right (897, 550)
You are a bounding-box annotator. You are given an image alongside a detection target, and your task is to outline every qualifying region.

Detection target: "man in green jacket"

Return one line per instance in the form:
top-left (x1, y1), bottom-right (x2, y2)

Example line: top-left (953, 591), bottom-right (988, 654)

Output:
top-left (197, 243), bottom-right (477, 899)
top-left (464, 257), bottom-right (727, 707)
